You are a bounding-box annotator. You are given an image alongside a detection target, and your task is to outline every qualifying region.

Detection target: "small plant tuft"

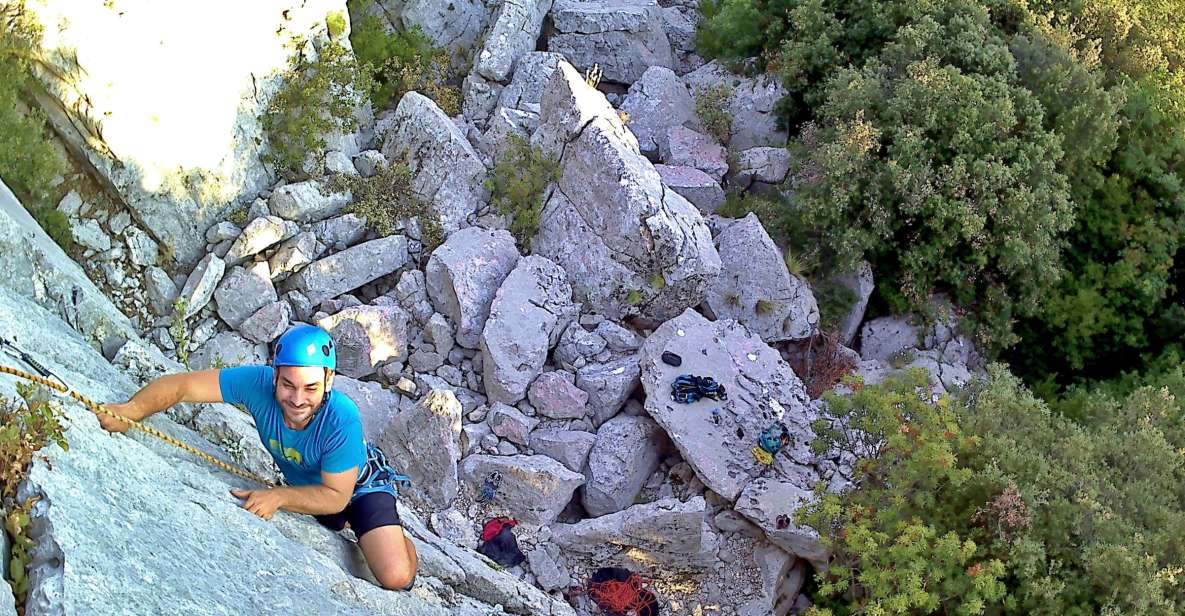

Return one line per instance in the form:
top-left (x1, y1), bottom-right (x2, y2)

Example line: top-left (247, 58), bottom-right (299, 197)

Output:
top-left (485, 134), bottom-right (559, 247)
top-left (170, 297), bottom-right (191, 366)
top-left (695, 84), bottom-right (733, 144)
top-left (887, 348), bottom-right (916, 370)
top-left (338, 162), bottom-right (444, 253)
top-left (1, 383), bottom-right (69, 607)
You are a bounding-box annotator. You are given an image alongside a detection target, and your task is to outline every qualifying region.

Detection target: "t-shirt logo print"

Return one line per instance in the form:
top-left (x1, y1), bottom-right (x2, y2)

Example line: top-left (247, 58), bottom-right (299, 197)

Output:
top-left (268, 438), bottom-right (303, 465)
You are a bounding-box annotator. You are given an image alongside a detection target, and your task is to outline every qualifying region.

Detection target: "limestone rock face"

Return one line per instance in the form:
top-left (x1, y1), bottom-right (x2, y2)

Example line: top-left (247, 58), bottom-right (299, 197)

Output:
top-left (0, 179), bottom-right (140, 348)
top-left (23, 1), bottom-right (355, 266)
top-left (0, 284), bottom-right (573, 616)
top-left (546, 0), bottom-right (674, 84)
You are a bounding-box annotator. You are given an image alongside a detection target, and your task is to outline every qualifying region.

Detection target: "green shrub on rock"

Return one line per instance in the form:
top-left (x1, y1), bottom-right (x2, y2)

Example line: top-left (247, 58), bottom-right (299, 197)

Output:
top-left (261, 35), bottom-right (373, 180)
top-left (803, 366), bottom-right (1185, 614)
top-left (485, 134), bottom-right (559, 247)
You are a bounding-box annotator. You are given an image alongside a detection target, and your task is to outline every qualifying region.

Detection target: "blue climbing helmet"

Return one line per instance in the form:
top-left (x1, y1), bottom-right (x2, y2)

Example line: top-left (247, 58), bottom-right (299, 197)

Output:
top-left (273, 324), bottom-right (336, 371)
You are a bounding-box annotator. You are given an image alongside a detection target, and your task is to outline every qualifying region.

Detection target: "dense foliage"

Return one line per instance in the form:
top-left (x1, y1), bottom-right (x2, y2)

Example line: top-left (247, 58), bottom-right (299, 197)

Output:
top-left (696, 0), bottom-right (1185, 394)
top-left (803, 367), bottom-right (1185, 615)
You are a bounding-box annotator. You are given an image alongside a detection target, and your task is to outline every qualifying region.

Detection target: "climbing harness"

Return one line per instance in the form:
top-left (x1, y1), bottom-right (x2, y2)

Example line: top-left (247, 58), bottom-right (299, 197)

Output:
top-left (476, 470), bottom-right (502, 503)
top-left (357, 441), bottom-right (412, 493)
top-left (0, 362), bottom-right (275, 486)
top-left (583, 567), bottom-right (661, 616)
top-left (670, 374), bottom-right (727, 404)
top-left (752, 422), bottom-right (791, 466)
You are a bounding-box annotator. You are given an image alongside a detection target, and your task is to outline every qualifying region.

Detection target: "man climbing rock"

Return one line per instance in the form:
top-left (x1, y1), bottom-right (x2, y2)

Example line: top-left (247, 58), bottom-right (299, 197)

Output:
top-left (95, 324), bottom-right (419, 591)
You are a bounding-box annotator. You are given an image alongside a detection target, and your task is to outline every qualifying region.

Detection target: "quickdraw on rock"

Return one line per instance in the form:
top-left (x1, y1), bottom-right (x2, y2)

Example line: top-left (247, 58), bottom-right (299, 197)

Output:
top-left (752, 423), bottom-right (791, 466)
top-left (584, 567), bottom-right (660, 616)
top-left (670, 374), bottom-right (727, 404)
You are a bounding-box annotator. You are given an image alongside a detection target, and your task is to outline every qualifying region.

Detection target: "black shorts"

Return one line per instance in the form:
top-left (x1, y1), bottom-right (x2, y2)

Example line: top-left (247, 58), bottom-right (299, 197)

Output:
top-left (315, 491), bottom-right (401, 537)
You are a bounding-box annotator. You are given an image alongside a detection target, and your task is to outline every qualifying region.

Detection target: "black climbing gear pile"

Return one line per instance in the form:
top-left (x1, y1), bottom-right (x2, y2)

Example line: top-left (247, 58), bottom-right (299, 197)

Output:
top-left (670, 374), bottom-right (727, 404)
top-left (477, 516), bottom-right (525, 567)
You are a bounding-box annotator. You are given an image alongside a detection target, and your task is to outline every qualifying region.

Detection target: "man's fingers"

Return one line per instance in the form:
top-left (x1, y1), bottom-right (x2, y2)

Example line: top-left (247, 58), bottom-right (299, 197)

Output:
top-left (230, 489), bottom-right (251, 499)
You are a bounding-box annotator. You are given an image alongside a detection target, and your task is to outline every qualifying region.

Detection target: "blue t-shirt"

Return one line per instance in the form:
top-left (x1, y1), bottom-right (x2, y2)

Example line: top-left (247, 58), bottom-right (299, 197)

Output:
top-left (218, 365), bottom-right (393, 500)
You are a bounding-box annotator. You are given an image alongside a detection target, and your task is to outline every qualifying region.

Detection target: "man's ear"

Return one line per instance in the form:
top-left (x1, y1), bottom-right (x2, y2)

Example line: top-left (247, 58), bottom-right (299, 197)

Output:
top-left (324, 369), bottom-right (335, 392)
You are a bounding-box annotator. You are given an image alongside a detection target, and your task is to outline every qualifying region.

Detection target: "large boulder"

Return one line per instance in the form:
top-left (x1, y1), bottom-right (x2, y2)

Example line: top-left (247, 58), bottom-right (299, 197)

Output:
top-left (332, 375), bottom-right (402, 443)
top-left (527, 370), bottom-right (588, 420)
top-left (735, 455), bottom-right (832, 565)
top-left (459, 454), bottom-right (585, 525)
top-left (858, 315), bottom-right (921, 362)
top-left (576, 354), bottom-right (641, 427)
top-left (582, 415), bottom-right (668, 517)
top-left (214, 262), bottom-right (278, 328)
top-left (22, 1), bottom-right (348, 266)
top-left (380, 92), bottom-right (489, 235)
top-left (638, 309), bottom-right (814, 502)
top-left (731, 146), bottom-right (792, 191)
top-left (223, 215), bottom-right (298, 266)
top-left (0, 287), bottom-right (574, 616)
top-left (286, 235), bottom-right (409, 306)
top-left (425, 227), bottom-right (520, 349)
top-left (530, 61), bottom-right (720, 321)
top-left (473, 0), bottom-right (554, 82)
top-left (546, 0), bottom-right (674, 85)
top-left (268, 231), bottom-right (327, 280)
top-left (189, 331), bottom-right (268, 369)
top-left (496, 52), bottom-right (565, 119)
top-left (661, 126), bottom-right (728, 181)
top-left (177, 253), bottom-right (226, 318)
top-left (268, 181), bottom-right (352, 224)
top-left (238, 300), bottom-right (292, 344)
top-left (480, 255), bottom-right (578, 404)
top-left (399, 0), bottom-right (493, 61)
top-left (528, 429), bottom-right (596, 473)
top-left (316, 304), bottom-right (411, 379)
top-left (551, 496), bottom-right (718, 567)
top-left (654, 164), bottom-right (725, 214)
top-left (704, 214), bottom-right (819, 342)
top-left (619, 65), bottom-right (698, 159)
top-left (830, 261), bottom-right (874, 346)
top-left (683, 61), bottom-right (788, 151)
top-left (379, 389), bottom-right (464, 509)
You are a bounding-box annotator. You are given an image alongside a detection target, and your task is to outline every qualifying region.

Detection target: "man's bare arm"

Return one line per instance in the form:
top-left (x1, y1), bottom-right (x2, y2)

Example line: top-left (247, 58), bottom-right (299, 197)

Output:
top-left (98, 370), bottom-right (223, 432)
top-left (233, 468), bottom-right (356, 519)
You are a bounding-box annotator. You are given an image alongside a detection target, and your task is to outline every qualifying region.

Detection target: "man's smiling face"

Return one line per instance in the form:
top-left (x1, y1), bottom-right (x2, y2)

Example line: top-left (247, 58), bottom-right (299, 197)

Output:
top-left (273, 365), bottom-right (332, 428)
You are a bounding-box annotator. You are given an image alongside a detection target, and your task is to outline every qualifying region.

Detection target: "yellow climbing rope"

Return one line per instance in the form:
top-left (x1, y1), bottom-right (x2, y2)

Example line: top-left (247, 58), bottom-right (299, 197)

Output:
top-left (0, 363), bottom-right (274, 487)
